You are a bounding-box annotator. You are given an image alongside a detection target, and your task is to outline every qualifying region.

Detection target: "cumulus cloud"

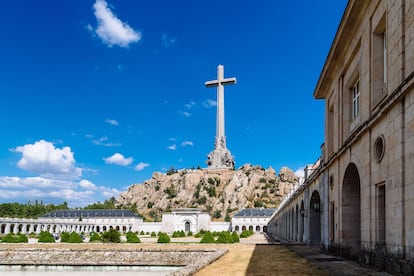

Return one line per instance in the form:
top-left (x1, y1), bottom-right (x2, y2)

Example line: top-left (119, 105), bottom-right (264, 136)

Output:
top-left (92, 0), bottom-right (142, 47)
top-left (13, 140), bottom-right (82, 179)
top-left (105, 118), bottom-right (119, 126)
top-left (79, 179), bottom-right (97, 190)
top-left (104, 153), bottom-right (133, 166)
top-left (0, 177), bottom-right (112, 207)
top-left (184, 101), bottom-right (196, 109)
top-left (203, 99), bottom-right (217, 108)
top-left (181, 141), bottom-right (193, 147)
top-left (134, 162), bottom-right (149, 171)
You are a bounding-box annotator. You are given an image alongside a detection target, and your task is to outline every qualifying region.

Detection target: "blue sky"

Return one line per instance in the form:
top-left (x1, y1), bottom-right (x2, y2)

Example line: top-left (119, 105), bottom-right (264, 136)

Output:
top-left (0, 1), bottom-right (348, 207)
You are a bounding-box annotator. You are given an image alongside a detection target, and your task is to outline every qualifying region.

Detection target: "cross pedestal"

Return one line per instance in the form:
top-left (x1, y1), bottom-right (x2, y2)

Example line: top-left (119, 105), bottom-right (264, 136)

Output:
top-left (205, 65), bottom-right (236, 169)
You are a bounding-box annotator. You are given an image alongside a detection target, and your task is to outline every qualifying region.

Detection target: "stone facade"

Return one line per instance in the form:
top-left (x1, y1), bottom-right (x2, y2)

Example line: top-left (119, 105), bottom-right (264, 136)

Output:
top-left (0, 208), bottom-right (230, 235)
top-left (268, 0), bottom-right (414, 273)
top-left (231, 208), bottom-right (276, 233)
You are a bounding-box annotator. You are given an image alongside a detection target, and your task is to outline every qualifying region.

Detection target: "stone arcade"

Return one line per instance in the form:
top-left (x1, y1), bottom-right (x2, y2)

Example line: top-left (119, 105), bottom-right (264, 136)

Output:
top-left (267, 0), bottom-right (414, 273)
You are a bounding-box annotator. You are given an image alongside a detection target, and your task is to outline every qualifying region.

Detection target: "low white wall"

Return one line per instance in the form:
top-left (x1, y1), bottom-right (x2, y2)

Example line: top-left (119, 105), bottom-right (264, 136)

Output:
top-left (209, 222), bottom-right (231, 232)
top-left (138, 222), bottom-right (162, 233)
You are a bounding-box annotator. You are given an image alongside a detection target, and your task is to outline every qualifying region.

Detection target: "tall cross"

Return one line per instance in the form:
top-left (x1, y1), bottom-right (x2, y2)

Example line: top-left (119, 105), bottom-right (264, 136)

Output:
top-left (205, 64), bottom-right (236, 150)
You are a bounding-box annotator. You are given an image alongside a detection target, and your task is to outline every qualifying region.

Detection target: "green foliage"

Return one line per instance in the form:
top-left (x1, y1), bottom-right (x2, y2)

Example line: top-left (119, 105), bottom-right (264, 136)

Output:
top-left (194, 232), bottom-right (203, 238)
top-left (0, 200), bottom-right (68, 218)
top-left (60, 232), bottom-right (70, 242)
top-left (68, 232), bottom-right (83, 243)
top-left (172, 230), bottom-right (185, 238)
top-left (200, 231), bottom-right (215, 243)
top-left (89, 232), bottom-right (102, 242)
top-left (139, 231), bottom-right (145, 235)
top-left (126, 231), bottom-right (141, 243)
top-left (187, 231), bottom-right (193, 236)
top-left (213, 210), bottom-right (221, 219)
top-left (254, 200), bottom-right (264, 208)
top-left (224, 212), bottom-right (231, 222)
top-left (207, 186), bottom-right (216, 197)
top-left (240, 230), bottom-right (254, 238)
top-left (155, 185), bottom-right (160, 191)
top-left (196, 196), bottom-right (207, 205)
top-left (17, 234), bottom-right (28, 243)
top-left (150, 231), bottom-right (156, 237)
top-left (166, 166), bottom-right (177, 175)
top-left (212, 231), bottom-right (219, 237)
top-left (84, 197), bottom-right (118, 210)
top-left (147, 202), bottom-right (154, 208)
top-left (164, 184), bottom-right (177, 199)
top-left (102, 229), bottom-right (121, 243)
top-left (38, 231), bottom-right (55, 243)
top-left (157, 233), bottom-right (170, 243)
top-left (216, 231), bottom-right (233, 243)
top-left (2, 233), bottom-right (17, 243)
top-left (259, 178), bottom-right (267, 183)
top-left (231, 231), bottom-right (240, 243)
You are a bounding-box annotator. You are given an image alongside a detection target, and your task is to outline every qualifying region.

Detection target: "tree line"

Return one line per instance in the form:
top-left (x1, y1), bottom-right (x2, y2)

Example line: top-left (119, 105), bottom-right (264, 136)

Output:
top-left (0, 197), bottom-right (130, 218)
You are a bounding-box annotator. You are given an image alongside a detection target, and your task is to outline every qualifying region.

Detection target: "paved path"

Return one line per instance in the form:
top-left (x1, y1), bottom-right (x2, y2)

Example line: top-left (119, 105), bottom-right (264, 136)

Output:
top-left (244, 234), bottom-right (391, 276)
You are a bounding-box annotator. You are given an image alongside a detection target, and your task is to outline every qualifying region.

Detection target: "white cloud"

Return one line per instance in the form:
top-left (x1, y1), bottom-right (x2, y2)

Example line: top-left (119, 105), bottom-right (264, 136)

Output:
top-left (181, 141), bottom-right (193, 147)
top-left (0, 176), bottom-right (110, 207)
top-left (134, 162), bottom-right (149, 171)
top-left (294, 167), bottom-right (305, 178)
top-left (105, 118), bottom-right (119, 126)
top-left (92, 136), bottom-right (122, 147)
top-left (99, 186), bottom-right (120, 197)
top-left (13, 140), bottom-right (82, 179)
top-left (203, 99), bottom-right (217, 108)
top-left (184, 101), bottom-right (196, 109)
top-left (162, 33), bottom-right (177, 49)
top-left (181, 111), bottom-right (191, 117)
top-left (79, 179), bottom-right (97, 190)
top-left (167, 144), bottom-right (177, 150)
top-left (104, 153), bottom-right (133, 166)
top-left (92, 0), bottom-right (142, 47)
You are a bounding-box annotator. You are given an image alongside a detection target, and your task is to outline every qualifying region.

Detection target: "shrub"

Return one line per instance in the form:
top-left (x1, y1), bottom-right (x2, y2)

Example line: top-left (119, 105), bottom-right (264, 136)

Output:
top-left (139, 231), bottom-right (145, 235)
top-left (212, 231), bottom-right (219, 237)
top-left (150, 231), bottom-right (156, 237)
top-left (194, 232), bottom-right (203, 238)
top-left (231, 231), bottom-right (240, 243)
top-left (213, 210), bottom-right (221, 219)
top-left (38, 231), bottom-right (55, 243)
top-left (68, 232), bottom-right (83, 243)
top-left (157, 233), bottom-right (170, 243)
top-left (2, 233), bottom-right (17, 243)
top-left (126, 231), bottom-right (141, 243)
top-left (89, 232), bottom-right (102, 242)
top-left (240, 230), bottom-right (254, 238)
top-left (200, 231), bottom-right (215, 243)
top-left (60, 232), bottom-right (70, 242)
top-left (187, 231), bottom-right (193, 236)
top-left (196, 196), bottom-right (207, 205)
top-left (102, 229), bottom-right (121, 243)
top-left (216, 231), bottom-right (233, 243)
top-left (172, 231), bottom-right (180, 238)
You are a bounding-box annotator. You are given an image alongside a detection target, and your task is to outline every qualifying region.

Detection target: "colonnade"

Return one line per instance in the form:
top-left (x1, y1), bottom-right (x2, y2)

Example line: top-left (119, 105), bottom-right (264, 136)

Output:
top-left (0, 218), bottom-right (134, 235)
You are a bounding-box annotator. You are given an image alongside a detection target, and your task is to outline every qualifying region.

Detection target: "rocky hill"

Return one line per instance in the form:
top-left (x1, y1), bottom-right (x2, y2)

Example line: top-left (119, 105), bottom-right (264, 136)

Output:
top-left (117, 164), bottom-right (298, 221)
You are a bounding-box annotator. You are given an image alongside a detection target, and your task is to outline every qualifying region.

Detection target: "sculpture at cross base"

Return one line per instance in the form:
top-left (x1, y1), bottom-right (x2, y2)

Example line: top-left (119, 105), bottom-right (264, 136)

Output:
top-left (205, 65), bottom-right (236, 170)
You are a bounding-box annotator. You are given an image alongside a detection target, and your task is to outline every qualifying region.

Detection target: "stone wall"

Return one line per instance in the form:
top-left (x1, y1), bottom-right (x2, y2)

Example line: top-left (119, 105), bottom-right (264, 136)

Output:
top-left (0, 247), bottom-right (227, 276)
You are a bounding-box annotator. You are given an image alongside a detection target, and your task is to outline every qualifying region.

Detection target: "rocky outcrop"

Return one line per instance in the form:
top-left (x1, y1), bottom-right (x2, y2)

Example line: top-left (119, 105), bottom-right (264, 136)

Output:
top-left (117, 164), bottom-right (298, 221)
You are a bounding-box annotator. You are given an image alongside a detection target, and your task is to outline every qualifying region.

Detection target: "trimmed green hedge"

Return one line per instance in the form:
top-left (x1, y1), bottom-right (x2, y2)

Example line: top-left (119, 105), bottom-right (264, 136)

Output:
top-left (38, 231), bottom-right (55, 243)
top-left (216, 231), bottom-right (233, 243)
top-left (126, 231), bottom-right (141, 243)
top-left (200, 231), bottom-right (215, 243)
top-left (89, 232), bottom-right (102, 242)
top-left (157, 233), bottom-right (170, 243)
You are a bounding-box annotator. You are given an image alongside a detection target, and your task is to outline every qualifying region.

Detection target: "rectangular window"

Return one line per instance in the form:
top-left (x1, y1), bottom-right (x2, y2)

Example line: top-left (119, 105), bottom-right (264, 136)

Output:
top-left (330, 201), bottom-right (335, 242)
top-left (372, 13), bottom-right (387, 107)
top-left (383, 32), bottom-right (387, 84)
top-left (352, 81), bottom-right (360, 120)
top-left (377, 184), bottom-right (385, 245)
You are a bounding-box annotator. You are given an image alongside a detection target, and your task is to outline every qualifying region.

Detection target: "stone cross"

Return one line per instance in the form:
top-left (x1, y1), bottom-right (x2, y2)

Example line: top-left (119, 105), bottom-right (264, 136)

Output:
top-left (205, 65), bottom-right (236, 169)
